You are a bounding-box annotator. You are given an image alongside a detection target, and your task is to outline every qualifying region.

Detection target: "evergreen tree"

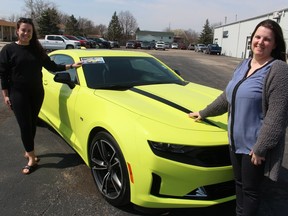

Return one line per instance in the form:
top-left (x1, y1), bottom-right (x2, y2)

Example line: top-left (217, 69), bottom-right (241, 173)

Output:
top-left (65, 15), bottom-right (80, 35)
top-left (198, 19), bottom-right (213, 44)
top-left (107, 12), bottom-right (123, 41)
top-left (38, 8), bottom-right (60, 37)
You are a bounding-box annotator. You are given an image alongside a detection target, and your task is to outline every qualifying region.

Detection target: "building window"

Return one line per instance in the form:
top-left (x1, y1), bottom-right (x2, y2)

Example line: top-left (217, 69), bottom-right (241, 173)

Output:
top-left (223, 31), bottom-right (228, 38)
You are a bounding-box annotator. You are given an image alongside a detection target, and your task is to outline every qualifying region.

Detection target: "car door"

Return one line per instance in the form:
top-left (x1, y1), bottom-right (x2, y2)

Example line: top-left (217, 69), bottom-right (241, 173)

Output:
top-left (54, 36), bottom-right (66, 49)
top-left (45, 36), bottom-right (55, 50)
top-left (42, 54), bottom-right (79, 145)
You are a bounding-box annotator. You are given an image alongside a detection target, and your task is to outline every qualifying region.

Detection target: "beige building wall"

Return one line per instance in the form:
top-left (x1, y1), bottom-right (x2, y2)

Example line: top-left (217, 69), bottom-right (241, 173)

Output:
top-left (0, 19), bottom-right (16, 41)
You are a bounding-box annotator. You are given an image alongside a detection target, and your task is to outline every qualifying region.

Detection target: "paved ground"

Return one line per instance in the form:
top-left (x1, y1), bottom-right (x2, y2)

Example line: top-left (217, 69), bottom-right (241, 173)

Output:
top-left (0, 48), bottom-right (288, 216)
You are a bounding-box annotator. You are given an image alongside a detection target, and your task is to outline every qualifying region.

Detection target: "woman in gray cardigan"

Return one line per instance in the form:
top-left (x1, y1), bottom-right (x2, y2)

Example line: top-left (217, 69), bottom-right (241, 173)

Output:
top-left (189, 19), bottom-right (288, 216)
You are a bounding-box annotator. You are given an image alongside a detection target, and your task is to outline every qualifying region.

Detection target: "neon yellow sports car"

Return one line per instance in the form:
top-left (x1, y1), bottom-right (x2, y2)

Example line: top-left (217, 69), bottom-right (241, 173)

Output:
top-left (39, 49), bottom-right (235, 209)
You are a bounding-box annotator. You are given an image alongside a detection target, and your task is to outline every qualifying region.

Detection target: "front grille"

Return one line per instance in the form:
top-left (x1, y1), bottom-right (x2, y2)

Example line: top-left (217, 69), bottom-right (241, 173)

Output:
top-left (185, 180), bottom-right (235, 200)
top-left (150, 173), bottom-right (235, 200)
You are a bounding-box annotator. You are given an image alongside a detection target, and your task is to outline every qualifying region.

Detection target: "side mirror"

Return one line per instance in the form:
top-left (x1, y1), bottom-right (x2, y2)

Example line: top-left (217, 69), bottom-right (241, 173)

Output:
top-left (54, 72), bottom-right (75, 89)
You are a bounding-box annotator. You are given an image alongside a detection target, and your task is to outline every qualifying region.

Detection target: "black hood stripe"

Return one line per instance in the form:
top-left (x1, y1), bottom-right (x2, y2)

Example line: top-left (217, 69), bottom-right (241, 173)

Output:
top-left (130, 87), bottom-right (219, 128)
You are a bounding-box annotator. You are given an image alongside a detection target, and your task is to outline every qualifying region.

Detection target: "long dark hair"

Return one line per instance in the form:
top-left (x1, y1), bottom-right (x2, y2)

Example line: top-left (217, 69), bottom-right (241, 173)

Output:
top-left (250, 19), bottom-right (286, 61)
top-left (16, 17), bottom-right (46, 60)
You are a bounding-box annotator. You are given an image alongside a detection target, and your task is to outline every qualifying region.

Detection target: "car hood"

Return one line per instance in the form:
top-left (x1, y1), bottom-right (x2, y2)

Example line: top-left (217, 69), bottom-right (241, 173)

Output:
top-left (93, 83), bottom-right (227, 131)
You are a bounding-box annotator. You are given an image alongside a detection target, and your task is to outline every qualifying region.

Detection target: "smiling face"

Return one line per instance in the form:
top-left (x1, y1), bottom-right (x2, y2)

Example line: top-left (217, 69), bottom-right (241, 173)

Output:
top-left (16, 22), bottom-right (33, 45)
top-left (251, 26), bottom-right (276, 60)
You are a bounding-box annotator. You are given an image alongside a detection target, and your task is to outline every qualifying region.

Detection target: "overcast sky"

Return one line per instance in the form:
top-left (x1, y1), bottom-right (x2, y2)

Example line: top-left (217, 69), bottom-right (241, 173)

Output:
top-left (0, 0), bottom-right (287, 32)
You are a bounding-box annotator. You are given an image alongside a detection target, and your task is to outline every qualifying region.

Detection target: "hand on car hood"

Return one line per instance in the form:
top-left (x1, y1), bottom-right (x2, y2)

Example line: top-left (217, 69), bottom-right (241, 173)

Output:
top-left (94, 83), bottom-right (227, 131)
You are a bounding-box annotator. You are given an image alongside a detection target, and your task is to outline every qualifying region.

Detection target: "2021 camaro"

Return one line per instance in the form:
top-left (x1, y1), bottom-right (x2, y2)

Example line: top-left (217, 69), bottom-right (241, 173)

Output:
top-left (39, 49), bottom-right (235, 209)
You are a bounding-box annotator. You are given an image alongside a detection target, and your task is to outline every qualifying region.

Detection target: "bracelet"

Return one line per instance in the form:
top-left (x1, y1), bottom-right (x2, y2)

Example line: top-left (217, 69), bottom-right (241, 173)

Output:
top-left (70, 64), bottom-right (73, 69)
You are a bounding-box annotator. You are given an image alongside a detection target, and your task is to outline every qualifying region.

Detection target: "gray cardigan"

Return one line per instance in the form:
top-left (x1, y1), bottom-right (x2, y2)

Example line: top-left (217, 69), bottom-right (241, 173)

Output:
top-left (199, 60), bottom-right (288, 181)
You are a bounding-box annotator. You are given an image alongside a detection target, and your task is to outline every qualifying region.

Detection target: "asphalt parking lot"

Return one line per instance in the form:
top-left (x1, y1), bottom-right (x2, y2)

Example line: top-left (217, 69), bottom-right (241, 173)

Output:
top-left (0, 47), bottom-right (288, 216)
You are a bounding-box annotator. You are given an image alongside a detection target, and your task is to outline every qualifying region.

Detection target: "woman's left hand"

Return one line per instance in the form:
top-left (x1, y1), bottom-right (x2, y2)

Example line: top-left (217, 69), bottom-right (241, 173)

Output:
top-left (188, 111), bottom-right (202, 122)
top-left (249, 150), bottom-right (265, 165)
top-left (73, 61), bottom-right (83, 68)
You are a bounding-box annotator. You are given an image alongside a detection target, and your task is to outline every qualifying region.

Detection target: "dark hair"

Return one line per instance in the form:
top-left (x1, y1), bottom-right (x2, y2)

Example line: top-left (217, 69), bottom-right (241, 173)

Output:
top-left (250, 19), bottom-right (286, 61)
top-left (17, 17), bottom-right (46, 59)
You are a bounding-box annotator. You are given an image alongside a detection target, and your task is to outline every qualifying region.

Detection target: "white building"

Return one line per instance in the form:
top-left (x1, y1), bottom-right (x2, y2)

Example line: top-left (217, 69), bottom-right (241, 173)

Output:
top-left (214, 8), bottom-right (288, 59)
top-left (135, 30), bottom-right (174, 43)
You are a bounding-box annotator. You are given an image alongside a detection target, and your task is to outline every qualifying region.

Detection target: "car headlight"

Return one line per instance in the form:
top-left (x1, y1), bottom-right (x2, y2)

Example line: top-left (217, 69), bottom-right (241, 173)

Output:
top-left (148, 141), bottom-right (186, 153)
top-left (148, 141), bottom-right (231, 167)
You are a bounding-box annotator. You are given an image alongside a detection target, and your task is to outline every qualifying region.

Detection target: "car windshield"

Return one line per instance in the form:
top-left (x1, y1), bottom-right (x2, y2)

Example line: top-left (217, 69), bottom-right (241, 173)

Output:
top-left (81, 56), bottom-right (185, 89)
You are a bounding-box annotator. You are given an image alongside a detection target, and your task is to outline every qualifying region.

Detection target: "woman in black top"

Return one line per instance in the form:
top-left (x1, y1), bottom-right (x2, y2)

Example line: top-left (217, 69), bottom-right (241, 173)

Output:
top-left (0, 18), bottom-right (82, 174)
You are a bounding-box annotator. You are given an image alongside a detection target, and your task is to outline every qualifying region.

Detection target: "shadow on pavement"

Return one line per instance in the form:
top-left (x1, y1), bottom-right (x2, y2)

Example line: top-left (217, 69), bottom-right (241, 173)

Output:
top-left (37, 152), bottom-right (84, 169)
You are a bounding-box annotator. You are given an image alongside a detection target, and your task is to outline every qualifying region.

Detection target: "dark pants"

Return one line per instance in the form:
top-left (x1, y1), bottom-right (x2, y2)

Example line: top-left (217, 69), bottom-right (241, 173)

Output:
top-left (229, 148), bottom-right (265, 216)
top-left (10, 85), bottom-right (44, 152)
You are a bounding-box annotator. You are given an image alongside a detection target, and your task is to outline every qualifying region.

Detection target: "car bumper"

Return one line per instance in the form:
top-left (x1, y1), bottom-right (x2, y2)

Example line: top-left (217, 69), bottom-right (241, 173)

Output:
top-left (128, 143), bottom-right (234, 208)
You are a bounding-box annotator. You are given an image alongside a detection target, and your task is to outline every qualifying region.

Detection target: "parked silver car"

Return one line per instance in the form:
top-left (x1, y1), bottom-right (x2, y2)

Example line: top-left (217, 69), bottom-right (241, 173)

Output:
top-left (155, 41), bottom-right (166, 50)
top-left (195, 44), bottom-right (207, 52)
top-left (187, 43), bottom-right (195, 50)
top-left (171, 43), bottom-right (178, 49)
top-left (126, 40), bottom-right (135, 48)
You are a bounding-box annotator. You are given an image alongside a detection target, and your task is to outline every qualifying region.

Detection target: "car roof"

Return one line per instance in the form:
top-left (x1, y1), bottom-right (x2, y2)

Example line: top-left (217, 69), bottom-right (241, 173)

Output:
top-left (49, 49), bottom-right (154, 58)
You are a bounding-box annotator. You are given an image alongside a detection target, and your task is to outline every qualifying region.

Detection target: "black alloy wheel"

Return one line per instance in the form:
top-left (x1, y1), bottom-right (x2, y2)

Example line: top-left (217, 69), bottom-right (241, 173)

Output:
top-left (89, 131), bottom-right (130, 207)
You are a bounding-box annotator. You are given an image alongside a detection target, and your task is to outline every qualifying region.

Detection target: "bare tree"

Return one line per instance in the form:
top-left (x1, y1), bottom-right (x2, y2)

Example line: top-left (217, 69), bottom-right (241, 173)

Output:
top-left (6, 14), bottom-right (22, 22)
top-left (171, 29), bottom-right (199, 44)
top-left (118, 11), bottom-right (138, 38)
top-left (78, 17), bottom-right (96, 36)
top-left (23, 0), bottom-right (56, 19)
top-left (184, 29), bottom-right (199, 44)
top-left (58, 13), bottom-right (70, 24)
top-left (95, 24), bottom-right (107, 37)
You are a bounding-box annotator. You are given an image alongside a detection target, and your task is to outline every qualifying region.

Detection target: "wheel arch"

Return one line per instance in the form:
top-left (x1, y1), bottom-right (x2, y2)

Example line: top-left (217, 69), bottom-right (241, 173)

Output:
top-left (87, 126), bottom-right (108, 167)
top-left (66, 44), bottom-right (74, 49)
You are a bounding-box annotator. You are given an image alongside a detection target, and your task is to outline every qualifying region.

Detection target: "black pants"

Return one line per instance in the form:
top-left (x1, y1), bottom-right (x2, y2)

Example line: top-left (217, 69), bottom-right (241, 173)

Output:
top-left (10, 85), bottom-right (44, 152)
top-left (229, 148), bottom-right (265, 216)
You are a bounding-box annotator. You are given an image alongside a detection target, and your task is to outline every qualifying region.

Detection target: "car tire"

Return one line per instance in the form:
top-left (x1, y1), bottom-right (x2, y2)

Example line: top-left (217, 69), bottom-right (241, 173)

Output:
top-left (89, 131), bottom-right (130, 207)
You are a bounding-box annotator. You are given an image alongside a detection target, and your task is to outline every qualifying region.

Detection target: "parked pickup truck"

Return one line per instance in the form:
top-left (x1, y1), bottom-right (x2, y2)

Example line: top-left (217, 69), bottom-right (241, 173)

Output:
top-left (205, 44), bottom-right (222, 55)
top-left (39, 35), bottom-right (81, 50)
